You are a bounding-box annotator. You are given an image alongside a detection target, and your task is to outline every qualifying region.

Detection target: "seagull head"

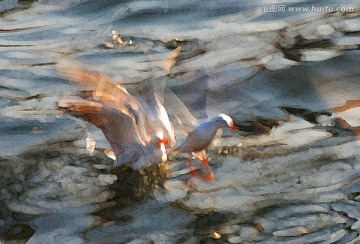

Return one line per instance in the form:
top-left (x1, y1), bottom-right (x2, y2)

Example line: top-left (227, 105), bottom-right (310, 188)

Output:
top-left (212, 114), bottom-right (237, 131)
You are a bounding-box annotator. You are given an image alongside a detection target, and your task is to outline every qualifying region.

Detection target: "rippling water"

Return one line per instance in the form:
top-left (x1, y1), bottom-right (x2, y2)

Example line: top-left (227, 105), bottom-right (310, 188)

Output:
top-left (1, 0), bottom-right (360, 243)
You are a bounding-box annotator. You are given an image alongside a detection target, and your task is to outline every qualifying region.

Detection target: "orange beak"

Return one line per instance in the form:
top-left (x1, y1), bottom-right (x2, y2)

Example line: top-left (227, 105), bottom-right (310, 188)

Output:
top-left (157, 138), bottom-right (169, 148)
top-left (230, 124), bottom-right (237, 131)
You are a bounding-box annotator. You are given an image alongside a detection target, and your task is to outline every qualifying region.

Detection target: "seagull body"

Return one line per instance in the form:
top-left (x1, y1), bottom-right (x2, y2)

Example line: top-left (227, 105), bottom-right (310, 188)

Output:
top-left (175, 114), bottom-right (237, 153)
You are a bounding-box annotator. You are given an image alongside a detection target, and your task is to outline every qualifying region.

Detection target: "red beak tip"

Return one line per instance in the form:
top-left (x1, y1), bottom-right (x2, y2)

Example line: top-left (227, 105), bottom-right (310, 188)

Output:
top-left (230, 125), bottom-right (238, 131)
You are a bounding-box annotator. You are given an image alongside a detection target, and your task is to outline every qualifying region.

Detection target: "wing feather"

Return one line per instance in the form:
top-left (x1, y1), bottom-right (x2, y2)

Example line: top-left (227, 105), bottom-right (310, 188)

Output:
top-left (57, 61), bottom-right (152, 143)
top-left (58, 98), bottom-right (146, 151)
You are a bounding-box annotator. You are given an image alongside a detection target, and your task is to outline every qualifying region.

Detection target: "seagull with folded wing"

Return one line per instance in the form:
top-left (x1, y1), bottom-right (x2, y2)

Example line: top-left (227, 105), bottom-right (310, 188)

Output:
top-left (165, 90), bottom-right (238, 181)
top-left (173, 114), bottom-right (237, 181)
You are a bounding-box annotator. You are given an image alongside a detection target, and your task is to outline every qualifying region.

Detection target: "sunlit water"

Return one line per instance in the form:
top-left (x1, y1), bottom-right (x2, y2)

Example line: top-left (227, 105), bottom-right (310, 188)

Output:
top-left (1, 0), bottom-right (360, 243)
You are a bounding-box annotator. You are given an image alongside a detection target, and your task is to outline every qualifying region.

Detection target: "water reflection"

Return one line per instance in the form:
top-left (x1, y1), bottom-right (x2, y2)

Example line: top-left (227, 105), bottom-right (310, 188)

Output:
top-left (0, 0), bottom-right (360, 243)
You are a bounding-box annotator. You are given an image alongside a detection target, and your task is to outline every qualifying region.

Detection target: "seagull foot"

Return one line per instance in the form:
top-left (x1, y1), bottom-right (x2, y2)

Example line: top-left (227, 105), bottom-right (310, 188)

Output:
top-left (187, 158), bottom-right (215, 182)
top-left (202, 172), bottom-right (215, 182)
top-left (201, 158), bottom-right (208, 164)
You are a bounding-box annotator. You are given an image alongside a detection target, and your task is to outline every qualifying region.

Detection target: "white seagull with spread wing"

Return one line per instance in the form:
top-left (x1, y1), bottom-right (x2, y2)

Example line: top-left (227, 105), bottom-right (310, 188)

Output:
top-left (57, 61), bottom-right (237, 181)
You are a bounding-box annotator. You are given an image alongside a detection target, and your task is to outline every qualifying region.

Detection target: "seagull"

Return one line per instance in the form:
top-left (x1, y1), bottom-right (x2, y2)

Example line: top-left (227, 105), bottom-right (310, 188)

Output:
top-left (174, 114), bottom-right (237, 181)
top-left (57, 59), bottom-right (237, 181)
top-left (163, 89), bottom-right (238, 181)
top-left (57, 61), bottom-right (174, 170)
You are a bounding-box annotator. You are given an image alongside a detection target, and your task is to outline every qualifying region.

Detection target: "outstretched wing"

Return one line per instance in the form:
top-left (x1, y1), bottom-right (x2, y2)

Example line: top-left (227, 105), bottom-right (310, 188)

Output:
top-left (57, 60), bottom-right (152, 144)
top-left (138, 81), bottom-right (176, 148)
top-left (164, 88), bottom-right (199, 134)
top-left (58, 98), bottom-right (146, 163)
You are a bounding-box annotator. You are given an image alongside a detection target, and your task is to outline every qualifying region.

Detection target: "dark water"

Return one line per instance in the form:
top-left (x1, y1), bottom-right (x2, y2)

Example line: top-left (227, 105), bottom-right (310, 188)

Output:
top-left (1, 0), bottom-right (360, 243)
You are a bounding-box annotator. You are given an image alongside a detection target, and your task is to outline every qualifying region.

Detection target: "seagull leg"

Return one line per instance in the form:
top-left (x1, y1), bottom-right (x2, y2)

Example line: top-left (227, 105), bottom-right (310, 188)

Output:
top-left (187, 152), bottom-right (215, 182)
top-left (198, 150), bottom-right (208, 164)
top-left (187, 154), bottom-right (201, 178)
top-left (201, 166), bottom-right (215, 182)
top-left (198, 151), bottom-right (215, 181)
top-left (187, 156), bottom-right (214, 181)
